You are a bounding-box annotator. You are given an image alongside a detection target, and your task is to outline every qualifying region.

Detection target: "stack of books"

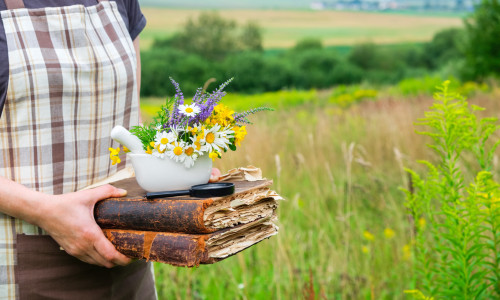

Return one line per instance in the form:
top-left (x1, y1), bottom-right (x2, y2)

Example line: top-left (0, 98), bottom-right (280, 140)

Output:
top-left (94, 167), bottom-right (281, 267)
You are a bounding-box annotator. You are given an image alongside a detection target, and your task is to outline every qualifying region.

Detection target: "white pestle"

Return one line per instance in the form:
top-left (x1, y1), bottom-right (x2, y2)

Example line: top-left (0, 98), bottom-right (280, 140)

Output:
top-left (110, 125), bottom-right (146, 154)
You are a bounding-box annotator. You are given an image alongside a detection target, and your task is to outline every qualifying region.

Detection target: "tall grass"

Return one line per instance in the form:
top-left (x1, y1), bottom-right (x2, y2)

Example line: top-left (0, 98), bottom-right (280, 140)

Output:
top-left (148, 89), bottom-right (500, 299)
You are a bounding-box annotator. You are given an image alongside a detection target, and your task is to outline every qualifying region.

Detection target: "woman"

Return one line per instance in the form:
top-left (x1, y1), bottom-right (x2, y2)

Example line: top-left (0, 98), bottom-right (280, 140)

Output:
top-left (0, 0), bottom-right (157, 298)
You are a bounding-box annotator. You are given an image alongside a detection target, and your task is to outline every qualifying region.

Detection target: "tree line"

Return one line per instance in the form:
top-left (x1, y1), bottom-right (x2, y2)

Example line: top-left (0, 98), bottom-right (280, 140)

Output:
top-left (140, 0), bottom-right (500, 97)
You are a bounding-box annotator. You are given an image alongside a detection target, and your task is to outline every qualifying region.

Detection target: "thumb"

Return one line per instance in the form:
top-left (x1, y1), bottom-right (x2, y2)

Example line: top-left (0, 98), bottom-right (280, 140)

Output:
top-left (83, 185), bottom-right (127, 205)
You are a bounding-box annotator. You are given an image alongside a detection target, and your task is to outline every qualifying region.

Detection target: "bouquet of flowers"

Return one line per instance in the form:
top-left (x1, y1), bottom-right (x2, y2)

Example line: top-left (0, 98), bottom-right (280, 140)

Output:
top-left (110, 78), bottom-right (271, 168)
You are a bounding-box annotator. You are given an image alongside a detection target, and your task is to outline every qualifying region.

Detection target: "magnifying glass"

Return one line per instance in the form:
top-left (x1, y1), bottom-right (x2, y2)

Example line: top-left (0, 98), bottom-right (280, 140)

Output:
top-left (146, 182), bottom-right (235, 200)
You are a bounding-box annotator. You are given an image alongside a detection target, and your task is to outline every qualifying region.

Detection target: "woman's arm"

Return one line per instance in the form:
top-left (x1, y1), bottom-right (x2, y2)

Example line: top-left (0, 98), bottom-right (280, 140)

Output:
top-left (0, 176), bottom-right (131, 268)
top-left (0, 39), bottom-right (144, 268)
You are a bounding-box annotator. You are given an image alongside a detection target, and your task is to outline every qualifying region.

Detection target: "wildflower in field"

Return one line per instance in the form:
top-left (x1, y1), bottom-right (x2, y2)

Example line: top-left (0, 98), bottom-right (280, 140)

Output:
top-left (109, 147), bottom-right (121, 165)
top-left (404, 290), bottom-right (435, 300)
top-left (362, 245), bottom-right (370, 254)
top-left (384, 228), bottom-right (395, 240)
top-left (179, 104), bottom-right (200, 117)
top-left (418, 218), bottom-right (426, 230)
top-left (403, 244), bottom-right (411, 261)
top-left (363, 231), bottom-right (375, 241)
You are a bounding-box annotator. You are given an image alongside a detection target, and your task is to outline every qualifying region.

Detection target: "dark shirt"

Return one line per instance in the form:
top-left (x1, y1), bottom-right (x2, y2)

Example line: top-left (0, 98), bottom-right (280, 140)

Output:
top-left (0, 0), bottom-right (147, 117)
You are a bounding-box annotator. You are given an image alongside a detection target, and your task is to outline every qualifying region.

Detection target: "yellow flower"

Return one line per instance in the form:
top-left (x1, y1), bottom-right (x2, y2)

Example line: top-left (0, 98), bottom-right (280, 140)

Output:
top-left (418, 218), bottom-right (426, 230)
top-left (362, 245), bottom-right (370, 254)
top-left (384, 228), bottom-right (395, 240)
top-left (403, 244), bottom-right (411, 261)
top-left (233, 126), bottom-right (247, 147)
top-left (122, 146), bottom-right (130, 153)
top-left (110, 155), bottom-right (121, 165)
top-left (363, 231), bottom-right (375, 241)
top-left (109, 147), bottom-right (121, 165)
top-left (212, 104), bottom-right (235, 127)
top-left (194, 135), bottom-right (203, 151)
top-left (109, 147), bottom-right (120, 157)
top-left (209, 151), bottom-right (220, 161)
top-left (146, 145), bottom-right (153, 155)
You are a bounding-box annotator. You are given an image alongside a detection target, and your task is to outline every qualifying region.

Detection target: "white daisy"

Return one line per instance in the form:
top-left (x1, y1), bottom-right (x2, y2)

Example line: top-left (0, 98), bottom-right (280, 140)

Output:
top-left (179, 104), bottom-right (201, 117)
top-left (154, 131), bottom-right (176, 153)
top-left (202, 124), bottom-right (233, 153)
top-left (166, 141), bottom-right (187, 163)
top-left (182, 144), bottom-right (199, 168)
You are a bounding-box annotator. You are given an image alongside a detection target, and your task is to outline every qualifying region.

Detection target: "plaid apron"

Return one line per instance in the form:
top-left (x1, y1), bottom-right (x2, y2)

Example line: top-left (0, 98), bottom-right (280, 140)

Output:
top-left (0, 0), bottom-right (143, 298)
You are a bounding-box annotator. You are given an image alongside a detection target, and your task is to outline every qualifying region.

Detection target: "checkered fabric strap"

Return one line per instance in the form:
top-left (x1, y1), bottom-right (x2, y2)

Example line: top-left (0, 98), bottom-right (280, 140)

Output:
top-left (4, 0), bottom-right (108, 10)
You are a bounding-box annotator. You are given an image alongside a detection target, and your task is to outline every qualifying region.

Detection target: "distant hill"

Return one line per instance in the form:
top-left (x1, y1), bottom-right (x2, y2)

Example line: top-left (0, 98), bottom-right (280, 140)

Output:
top-left (138, 0), bottom-right (311, 9)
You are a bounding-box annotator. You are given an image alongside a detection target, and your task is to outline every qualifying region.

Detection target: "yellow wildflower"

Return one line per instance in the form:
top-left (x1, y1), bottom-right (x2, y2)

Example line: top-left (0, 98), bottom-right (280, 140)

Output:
top-left (362, 245), bottom-right (370, 254)
top-left (109, 147), bottom-right (120, 157)
top-left (110, 156), bottom-right (121, 165)
top-left (188, 126), bottom-right (198, 135)
top-left (194, 135), bottom-right (203, 151)
top-left (233, 126), bottom-right (247, 147)
top-left (418, 218), bottom-right (426, 230)
top-left (384, 228), bottom-right (395, 240)
top-left (403, 244), bottom-right (411, 261)
top-left (213, 104), bottom-right (235, 127)
top-left (122, 146), bottom-right (130, 153)
top-left (363, 231), bottom-right (375, 241)
top-left (109, 147), bottom-right (121, 165)
top-left (209, 151), bottom-right (220, 161)
top-left (146, 145), bottom-right (153, 155)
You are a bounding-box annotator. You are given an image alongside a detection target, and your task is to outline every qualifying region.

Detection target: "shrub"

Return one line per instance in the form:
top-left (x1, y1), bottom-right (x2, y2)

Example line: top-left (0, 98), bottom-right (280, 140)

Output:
top-left (292, 38), bottom-right (324, 52)
top-left (290, 49), bottom-right (340, 89)
top-left (140, 48), bottom-right (216, 97)
top-left (463, 0), bottom-right (500, 80)
top-left (422, 28), bottom-right (464, 69)
top-left (153, 12), bottom-right (263, 61)
top-left (404, 81), bottom-right (500, 299)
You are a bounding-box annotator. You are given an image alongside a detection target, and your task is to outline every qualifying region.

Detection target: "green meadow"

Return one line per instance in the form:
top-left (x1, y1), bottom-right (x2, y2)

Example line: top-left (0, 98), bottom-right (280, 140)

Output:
top-left (142, 84), bottom-right (500, 299)
top-left (137, 2), bottom-right (500, 298)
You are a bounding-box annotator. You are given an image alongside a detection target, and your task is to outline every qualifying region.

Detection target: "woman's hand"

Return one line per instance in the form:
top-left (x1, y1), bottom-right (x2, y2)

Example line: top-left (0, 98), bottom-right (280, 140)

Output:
top-left (34, 185), bottom-right (132, 268)
top-left (209, 168), bottom-right (221, 182)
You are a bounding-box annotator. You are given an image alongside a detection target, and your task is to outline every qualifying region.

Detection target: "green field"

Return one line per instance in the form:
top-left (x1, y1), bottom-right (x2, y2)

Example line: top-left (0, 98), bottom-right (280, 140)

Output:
top-left (139, 8), bottom-right (463, 50)
top-left (142, 84), bottom-right (500, 299)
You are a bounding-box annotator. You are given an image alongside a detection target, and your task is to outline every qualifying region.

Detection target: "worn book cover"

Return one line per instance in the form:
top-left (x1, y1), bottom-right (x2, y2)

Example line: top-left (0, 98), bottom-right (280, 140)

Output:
top-left (103, 216), bottom-right (278, 267)
top-left (95, 178), bottom-right (281, 233)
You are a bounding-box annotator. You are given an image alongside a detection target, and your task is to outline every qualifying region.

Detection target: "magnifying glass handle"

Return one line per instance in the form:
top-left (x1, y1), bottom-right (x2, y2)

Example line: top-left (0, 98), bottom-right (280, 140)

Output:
top-left (146, 190), bottom-right (190, 200)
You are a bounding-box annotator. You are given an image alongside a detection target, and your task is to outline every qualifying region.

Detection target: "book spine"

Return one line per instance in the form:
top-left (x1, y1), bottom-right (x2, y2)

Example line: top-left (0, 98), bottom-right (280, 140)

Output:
top-left (95, 199), bottom-right (215, 233)
top-left (103, 229), bottom-right (211, 267)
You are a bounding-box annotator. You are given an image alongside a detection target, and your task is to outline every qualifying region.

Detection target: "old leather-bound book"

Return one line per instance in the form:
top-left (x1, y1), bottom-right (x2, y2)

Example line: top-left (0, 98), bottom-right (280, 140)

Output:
top-left (95, 177), bottom-right (281, 233)
top-left (103, 216), bottom-right (278, 267)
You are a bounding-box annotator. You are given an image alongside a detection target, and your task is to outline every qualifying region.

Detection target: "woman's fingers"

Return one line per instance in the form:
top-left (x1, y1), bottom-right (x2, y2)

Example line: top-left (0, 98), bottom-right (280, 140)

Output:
top-left (79, 185), bottom-right (127, 206)
top-left (93, 233), bottom-right (131, 267)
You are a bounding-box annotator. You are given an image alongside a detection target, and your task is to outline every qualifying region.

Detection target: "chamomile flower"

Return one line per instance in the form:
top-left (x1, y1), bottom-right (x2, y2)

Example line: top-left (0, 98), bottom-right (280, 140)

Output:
top-left (202, 124), bottom-right (233, 153)
top-left (182, 144), bottom-right (199, 168)
top-left (179, 104), bottom-right (201, 117)
top-left (154, 131), bottom-right (176, 153)
top-left (166, 141), bottom-right (187, 163)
